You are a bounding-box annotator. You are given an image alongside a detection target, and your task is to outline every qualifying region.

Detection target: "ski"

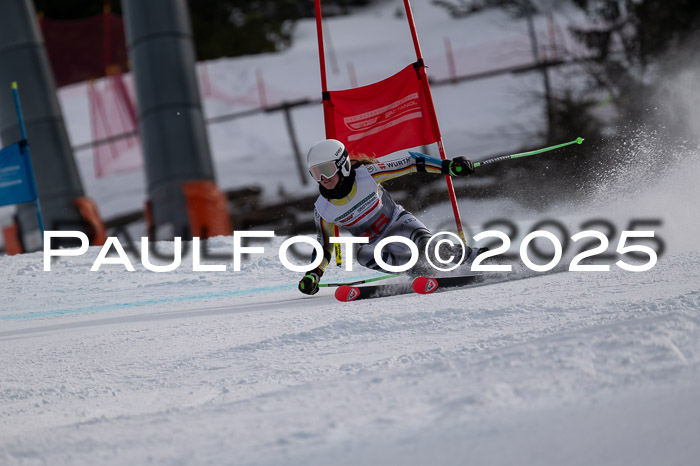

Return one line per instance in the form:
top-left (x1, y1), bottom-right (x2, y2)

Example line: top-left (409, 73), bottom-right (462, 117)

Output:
top-left (335, 267), bottom-right (570, 302)
top-left (334, 281), bottom-right (413, 302)
top-left (334, 274), bottom-right (484, 301)
top-left (412, 265), bottom-right (571, 295)
top-left (411, 274), bottom-right (485, 294)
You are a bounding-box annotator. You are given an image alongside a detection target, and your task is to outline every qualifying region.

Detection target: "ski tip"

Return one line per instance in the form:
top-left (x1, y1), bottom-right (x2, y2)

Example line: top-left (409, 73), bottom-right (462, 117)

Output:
top-left (335, 285), bottom-right (362, 302)
top-left (412, 277), bottom-right (439, 295)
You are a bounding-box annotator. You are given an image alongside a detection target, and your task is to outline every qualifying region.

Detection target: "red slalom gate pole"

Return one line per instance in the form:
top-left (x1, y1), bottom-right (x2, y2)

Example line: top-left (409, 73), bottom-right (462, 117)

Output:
top-left (314, 0), bottom-right (336, 139)
top-left (403, 0), bottom-right (468, 245)
top-left (314, 0), bottom-right (342, 265)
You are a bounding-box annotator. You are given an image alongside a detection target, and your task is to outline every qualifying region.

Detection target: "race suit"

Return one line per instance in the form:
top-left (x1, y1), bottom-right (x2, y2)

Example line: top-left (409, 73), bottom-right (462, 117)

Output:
top-left (312, 154), bottom-right (444, 273)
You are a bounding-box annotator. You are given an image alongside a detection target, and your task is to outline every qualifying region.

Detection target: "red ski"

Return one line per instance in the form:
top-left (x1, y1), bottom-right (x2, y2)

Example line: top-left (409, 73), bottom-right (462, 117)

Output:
top-left (335, 282), bottom-right (412, 302)
top-left (411, 274), bottom-right (485, 294)
top-left (334, 274), bottom-right (484, 301)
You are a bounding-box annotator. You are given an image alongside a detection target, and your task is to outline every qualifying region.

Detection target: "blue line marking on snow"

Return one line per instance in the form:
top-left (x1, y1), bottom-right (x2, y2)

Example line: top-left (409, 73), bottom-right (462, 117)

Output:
top-left (0, 273), bottom-right (389, 321)
top-left (0, 283), bottom-right (295, 321)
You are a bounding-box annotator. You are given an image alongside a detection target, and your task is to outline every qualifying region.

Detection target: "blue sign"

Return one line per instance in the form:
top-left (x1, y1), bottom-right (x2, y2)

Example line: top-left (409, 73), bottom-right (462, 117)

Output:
top-left (0, 142), bottom-right (37, 207)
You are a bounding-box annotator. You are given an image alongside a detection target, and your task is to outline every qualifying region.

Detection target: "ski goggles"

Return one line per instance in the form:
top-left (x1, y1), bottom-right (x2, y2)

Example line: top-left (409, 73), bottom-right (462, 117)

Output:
top-left (308, 150), bottom-right (349, 182)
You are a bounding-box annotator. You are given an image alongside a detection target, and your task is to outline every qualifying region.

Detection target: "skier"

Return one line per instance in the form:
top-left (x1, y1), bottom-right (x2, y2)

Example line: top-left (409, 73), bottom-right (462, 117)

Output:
top-left (298, 138), bottom-right (480, 296)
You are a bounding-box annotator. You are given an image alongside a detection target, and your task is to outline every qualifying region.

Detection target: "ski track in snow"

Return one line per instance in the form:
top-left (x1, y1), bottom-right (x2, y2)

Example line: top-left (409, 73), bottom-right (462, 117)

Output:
top-left (1, 245), bottom-right (699, 465)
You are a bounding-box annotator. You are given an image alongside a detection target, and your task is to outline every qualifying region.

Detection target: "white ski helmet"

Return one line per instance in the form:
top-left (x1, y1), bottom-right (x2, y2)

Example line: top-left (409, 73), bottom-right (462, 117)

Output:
top-left (306, 139), bottom-right (351, 182)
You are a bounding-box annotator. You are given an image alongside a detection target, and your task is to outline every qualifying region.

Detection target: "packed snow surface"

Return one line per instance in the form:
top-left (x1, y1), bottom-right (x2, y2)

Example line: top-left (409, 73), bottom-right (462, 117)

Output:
top-left (2, 0), bottom-right (700, 464)
top-left (1, 234), bottom-right (699, 465)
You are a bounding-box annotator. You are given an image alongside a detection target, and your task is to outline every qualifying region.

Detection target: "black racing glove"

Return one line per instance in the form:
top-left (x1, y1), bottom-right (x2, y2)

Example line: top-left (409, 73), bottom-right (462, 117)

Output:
top-left (299, 270), bottom-right (321, 295)
top-left (441, 156), bottom-right (474, 177)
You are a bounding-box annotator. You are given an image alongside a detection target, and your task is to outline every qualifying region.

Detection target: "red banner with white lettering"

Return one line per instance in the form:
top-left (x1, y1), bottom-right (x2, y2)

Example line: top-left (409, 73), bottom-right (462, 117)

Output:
top-left (324, 64), bottom-right (437, 158)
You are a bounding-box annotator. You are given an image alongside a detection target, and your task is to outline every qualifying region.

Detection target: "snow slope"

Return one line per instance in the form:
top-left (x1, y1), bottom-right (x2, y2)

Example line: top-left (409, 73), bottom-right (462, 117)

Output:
top-left (3, 151), bottom-right (698, 464)
top-left (2, 1), bottom-right (700, 464)
top-left (1, 237), bottom-right (699, 465)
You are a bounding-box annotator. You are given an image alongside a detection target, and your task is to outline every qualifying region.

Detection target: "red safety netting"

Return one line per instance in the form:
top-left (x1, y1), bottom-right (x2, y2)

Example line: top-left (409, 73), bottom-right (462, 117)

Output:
top-left (40, 12), bottom-right (129, 88)
top-left (323, 64), bottom-right (437, 158)
top-left (88, 73), bottom-right (142, 177)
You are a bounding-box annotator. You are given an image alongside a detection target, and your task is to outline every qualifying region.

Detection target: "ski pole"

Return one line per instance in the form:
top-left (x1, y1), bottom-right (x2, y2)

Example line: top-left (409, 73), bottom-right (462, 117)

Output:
top-left (473, 137), bottom-right (584, 168)
top-left (11, 81), bottom-right (46, 244)
top-left (409, 137), bottom-right (584, 171)
top-left (319, 274), bottom-right (401, 288)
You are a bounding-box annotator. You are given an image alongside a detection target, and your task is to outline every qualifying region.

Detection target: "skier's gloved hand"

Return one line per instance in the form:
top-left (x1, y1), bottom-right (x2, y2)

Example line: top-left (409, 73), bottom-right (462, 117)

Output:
top-left (299, 271), bottom-right (321, 295)
top-left (442, 156), bottom-right (474, 177)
